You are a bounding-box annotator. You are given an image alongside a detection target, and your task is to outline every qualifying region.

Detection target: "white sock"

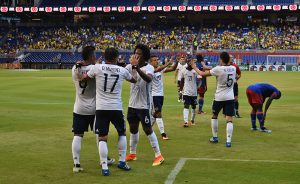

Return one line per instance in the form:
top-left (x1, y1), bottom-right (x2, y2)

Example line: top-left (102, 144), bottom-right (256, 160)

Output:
top-left (156, 118), bottom-right (165, 134)
top-left (226, 122), bottom-right (233, 143)
top-left (72, 136), bottom-right (82, 165)
top-left (191, 109), bottom-right (196, 122)
top-left (147, 132), bottom-right (161, 157)
top-left (98, 141), bottom-right (108, 170)
top-left (130, 132), bottom-right (139, 154)
top-left (118, 136), bottom-right (127, 162)
top-left (183, 108), bottom-right (189, 123)
top-left (211, 119), bottom-right (218, 137)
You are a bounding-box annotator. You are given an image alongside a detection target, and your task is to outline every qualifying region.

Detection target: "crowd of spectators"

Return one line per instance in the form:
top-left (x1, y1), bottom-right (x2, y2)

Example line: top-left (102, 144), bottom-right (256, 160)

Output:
top-left (0, 24), bottom-right (299, 55)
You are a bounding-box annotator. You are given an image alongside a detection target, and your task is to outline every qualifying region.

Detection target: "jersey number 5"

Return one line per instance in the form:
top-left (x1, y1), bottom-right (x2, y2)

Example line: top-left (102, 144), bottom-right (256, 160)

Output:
top-left (104, 74), bottom-right (119, 92)
top-left (226, 74), bottom-right (233, 87)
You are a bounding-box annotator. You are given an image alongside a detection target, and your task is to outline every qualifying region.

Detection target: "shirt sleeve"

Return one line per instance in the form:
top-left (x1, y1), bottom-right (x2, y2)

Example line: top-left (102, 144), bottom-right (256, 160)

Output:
top-left (125, 64), bottom-right (132, 73)
top-left (123, 68), bottom-right (132, 81)
top-left (210, 66), bottom-right (220, 76)
top-left (87, 65), bottom-right (96, 78)
top-left (146, 65), bottom-right (154, 77)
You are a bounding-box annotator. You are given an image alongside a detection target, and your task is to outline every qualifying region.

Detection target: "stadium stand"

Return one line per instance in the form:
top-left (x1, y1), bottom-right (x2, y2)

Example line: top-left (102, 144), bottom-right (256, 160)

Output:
top-left (81, 0), bottom-right (139, 7)
top-left (251, 0), bottom-right (295, 5)
top-left (142, 0), bottom-right (184, 6)
top-left (40, 0), bottom-right (79, 7)
top-left (188, 0), bottom-right (247, 6)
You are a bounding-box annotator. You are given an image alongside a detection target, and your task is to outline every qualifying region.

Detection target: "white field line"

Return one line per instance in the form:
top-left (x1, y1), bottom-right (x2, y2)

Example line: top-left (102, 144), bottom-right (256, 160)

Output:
top-left (165, 157), bottom-right (300, 184)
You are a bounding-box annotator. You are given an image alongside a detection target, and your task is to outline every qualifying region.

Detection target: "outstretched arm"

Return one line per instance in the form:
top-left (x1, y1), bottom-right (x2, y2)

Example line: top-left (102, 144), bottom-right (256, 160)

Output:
top-left (165, 57), bottom-right (179, 73)
top-left (155, 61), bottom-right (172, 72)
top-left (191, 62), bottom-right (211, 77)
top-left (264, 97), bottom-right (274, 120)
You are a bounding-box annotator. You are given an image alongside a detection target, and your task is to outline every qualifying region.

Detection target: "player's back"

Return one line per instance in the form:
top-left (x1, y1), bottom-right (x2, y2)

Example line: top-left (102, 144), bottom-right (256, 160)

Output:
top-left (88, 63), bottom-right (131, 110)
top-left (72, 65), bottom-right (96, 115)
top-left (210, 65), bottom-right (236, 101)
top-left (248, 83), bottom-right (279, 98)
top-left (181, 67), bottom-right (198, 97)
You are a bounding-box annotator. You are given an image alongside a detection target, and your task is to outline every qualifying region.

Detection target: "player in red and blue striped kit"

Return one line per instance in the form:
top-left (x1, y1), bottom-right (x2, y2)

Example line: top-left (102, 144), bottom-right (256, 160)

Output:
top-left (246, 83), bottom-right (281, 132)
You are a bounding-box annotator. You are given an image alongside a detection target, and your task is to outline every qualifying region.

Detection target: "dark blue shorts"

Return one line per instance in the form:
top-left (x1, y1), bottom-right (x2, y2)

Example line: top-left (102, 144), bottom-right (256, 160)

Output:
top-left (212, 100), bottom-right (235, 116)
top-left (95, 110), bottom-right (126, 137)
top-left (72, 113), bottom-right (95, 134)
top-left (183, 95), bottom-right (197, 107)
top-left (127, 107), bottom-right (152, 128)
top-left (153, 96), bottom-right (164, 112)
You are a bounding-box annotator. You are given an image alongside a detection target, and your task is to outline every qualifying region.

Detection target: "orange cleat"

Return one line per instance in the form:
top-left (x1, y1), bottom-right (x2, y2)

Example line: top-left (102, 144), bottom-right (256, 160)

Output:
top-left (125, 154), bottom-right (137, 161)
top-left (152, 155), bottom-right (164, 166)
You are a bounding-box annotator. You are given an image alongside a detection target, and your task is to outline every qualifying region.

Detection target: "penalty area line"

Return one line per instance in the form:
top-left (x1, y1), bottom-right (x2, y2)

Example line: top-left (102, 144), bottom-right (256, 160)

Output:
top-left (165, 157), bottom-right (300, 184)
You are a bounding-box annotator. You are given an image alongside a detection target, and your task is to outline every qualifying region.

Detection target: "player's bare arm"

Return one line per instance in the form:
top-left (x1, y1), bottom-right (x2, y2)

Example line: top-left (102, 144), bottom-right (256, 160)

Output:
top-left (165, 56), bottom-right (179, 73)
top-left (191, 62), bottom-right (211, 77)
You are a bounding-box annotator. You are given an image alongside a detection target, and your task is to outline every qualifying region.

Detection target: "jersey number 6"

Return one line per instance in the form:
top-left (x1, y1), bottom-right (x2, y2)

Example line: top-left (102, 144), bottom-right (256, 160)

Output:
top-left (226, 74), bottom-right (233, 87)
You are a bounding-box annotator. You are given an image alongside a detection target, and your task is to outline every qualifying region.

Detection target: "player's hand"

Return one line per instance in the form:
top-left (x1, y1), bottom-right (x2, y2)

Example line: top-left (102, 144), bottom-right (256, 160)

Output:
top-left (75, 61), bottom-right (84, 68)
top-left (130, 54), bottom-right (139, 69)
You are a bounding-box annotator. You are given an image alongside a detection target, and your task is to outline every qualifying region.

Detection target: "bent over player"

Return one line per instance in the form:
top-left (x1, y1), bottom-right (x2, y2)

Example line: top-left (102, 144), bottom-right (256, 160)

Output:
top-left (246, 83), bottom-right (281, 132)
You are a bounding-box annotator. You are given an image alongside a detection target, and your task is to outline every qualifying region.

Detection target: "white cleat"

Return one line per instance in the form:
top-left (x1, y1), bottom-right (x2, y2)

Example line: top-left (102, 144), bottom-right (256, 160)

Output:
top-left (73, 164), bottom-right (84, 173)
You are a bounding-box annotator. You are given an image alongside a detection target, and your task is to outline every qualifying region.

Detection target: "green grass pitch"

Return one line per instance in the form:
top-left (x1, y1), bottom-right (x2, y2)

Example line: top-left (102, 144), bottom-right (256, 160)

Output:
top-left (0, 69), bottom-right (299, 184)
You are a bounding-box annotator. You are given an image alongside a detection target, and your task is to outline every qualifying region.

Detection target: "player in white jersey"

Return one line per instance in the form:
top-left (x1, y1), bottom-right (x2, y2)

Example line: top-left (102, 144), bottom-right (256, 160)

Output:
top-left (174, 55), bottom-right (187, 102)
top-left (191, 52), bottom-right (236, 147)
top-left (149, 55), bottom-right (178, 140)
top-left (125, 44), bottom-right (164, 166)
top-left (79, 48), bottom-right (136, 176)
top-left (179, 56), bottom-right (201, 127)
top-left (71, 46), bottom-right (114, 173)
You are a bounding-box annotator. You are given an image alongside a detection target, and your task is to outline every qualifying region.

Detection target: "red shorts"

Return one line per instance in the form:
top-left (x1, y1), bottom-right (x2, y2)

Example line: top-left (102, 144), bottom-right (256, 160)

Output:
top-left (246, 89), bottom-right (263, 105)
top-left (197, 86), bottom-right (207, 94)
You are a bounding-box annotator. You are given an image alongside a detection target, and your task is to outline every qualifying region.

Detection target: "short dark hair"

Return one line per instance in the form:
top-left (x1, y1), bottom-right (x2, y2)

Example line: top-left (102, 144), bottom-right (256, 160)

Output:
top-left (82, 46), bottom-right (95, 61)
top-left (134, 44), bottom-right (150, 61)
top-left (104, 47), bottom-right (119, 62)
top-left (220, 52), bottom-right (230, 64)
top-left (196, 54), bottom-right (203, 62)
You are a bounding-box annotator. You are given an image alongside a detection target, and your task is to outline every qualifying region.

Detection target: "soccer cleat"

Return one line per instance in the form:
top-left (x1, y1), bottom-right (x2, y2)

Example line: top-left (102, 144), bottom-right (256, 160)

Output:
top-left (161, 133), bottom-right (169, 140)
top-left (183, 122), bottom-right (189, 128)
top-left (117, 161), bottom-right (131, 171)
top-left (107, 157), bottom-right (115, 165)
top-left (198, 111), bottom-right (206, 115)
top-left (177, 99), bottom-right (181, 103)
top-left (73, 164), bottom-right (84, 173)
top-left (190, 120), bottom-right (196, 126)
top-left (226, 142), bottom-right (232, 148)
top-left (235, 112), bottom-right (241, 118)
top-left (125, 154), bottom-right (137, 161)
top-left (102, 169), bottom-right (110, 176)
top-left (152, 155), bottom-right (164, 166)
top-left (209, 137), bottom-right (219, 143)
top-left (251, 127), bottom-right (259, 131)
top-left (260, 127), bottom-right (272, 133)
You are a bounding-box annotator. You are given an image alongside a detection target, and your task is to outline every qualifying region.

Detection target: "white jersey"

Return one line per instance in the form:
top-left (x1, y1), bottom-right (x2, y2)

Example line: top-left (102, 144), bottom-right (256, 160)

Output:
top-left (180, 67), bottom-right (199, 97)
top-left (72, 65), bottom-right (96, 115)
top-left (210, 65), bottom-right (236, 101)
top-left (176, 63), bottom-right (188, 81)
top-left (87, 63), bottom-right (132, 110)
top-left (152, 68), bottom-right (166, 97)
top-left (126, 64), bottom-right (154, 109)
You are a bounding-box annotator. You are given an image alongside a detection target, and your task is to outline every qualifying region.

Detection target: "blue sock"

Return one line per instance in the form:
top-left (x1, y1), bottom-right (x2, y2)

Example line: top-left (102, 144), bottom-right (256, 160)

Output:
top-left (251, 112), bottom-right (256, 128)
top-left (256, 112), bottom-right (264, 128)
top-left (198, 99), bottom-right (204, 112)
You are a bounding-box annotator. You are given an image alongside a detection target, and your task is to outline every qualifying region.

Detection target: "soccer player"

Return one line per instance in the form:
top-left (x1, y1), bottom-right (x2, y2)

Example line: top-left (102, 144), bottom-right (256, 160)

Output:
top-left (179, 55), bottom-right (200, 127)
top-left (191, 52), bottom-right (236, 147)
top-left (71, 46), bottom-right (114, 173)
top-left (246, 83), bottom-right (281, 132)
top-left (174, 55), bottom-right (187, 102)
top-left (195, 54), bottom-right (211, 114)
top-left (79, 48), bottom-right (136, 176)
top-left (125, 44), bottom-right (164, 166)
top-left (149, 55), bottom-right (178, 140)
top-left (229, 55), bottom-right (242, 118)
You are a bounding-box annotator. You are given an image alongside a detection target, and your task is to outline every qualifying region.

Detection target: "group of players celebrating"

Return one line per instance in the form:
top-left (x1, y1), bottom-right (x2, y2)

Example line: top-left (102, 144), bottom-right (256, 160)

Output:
top-left (71, 44), bottom-right (281, 176)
